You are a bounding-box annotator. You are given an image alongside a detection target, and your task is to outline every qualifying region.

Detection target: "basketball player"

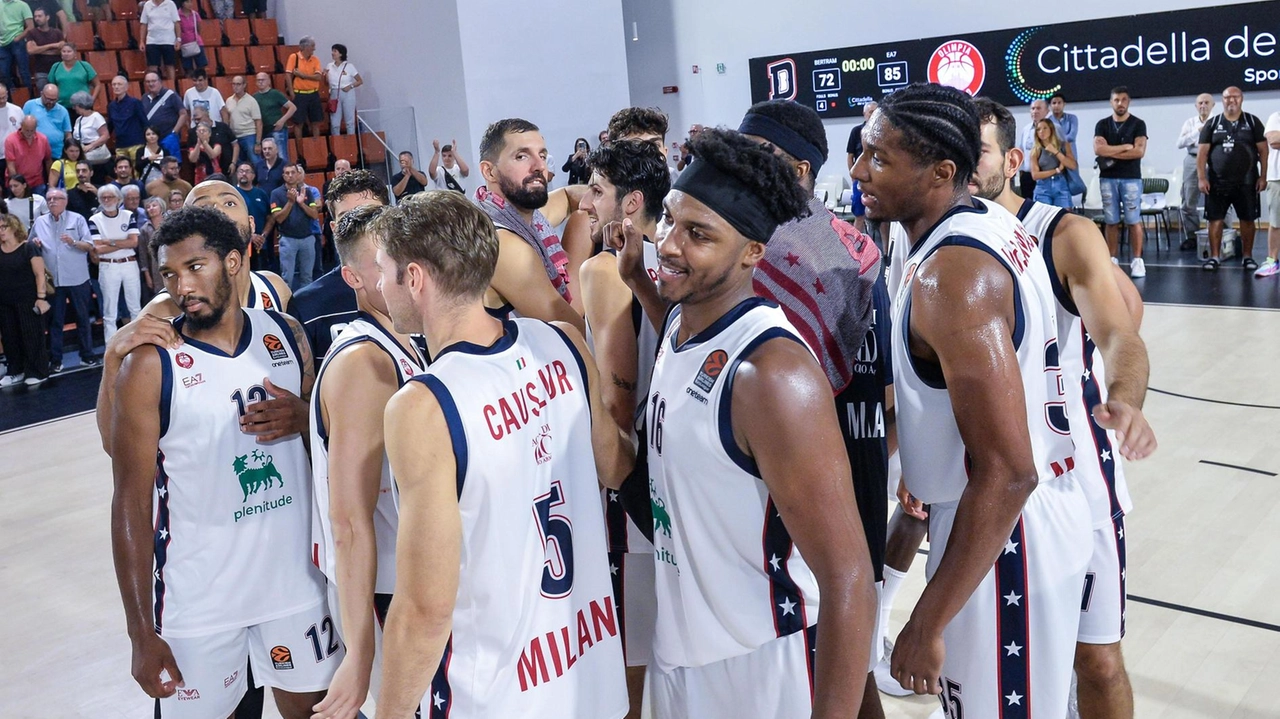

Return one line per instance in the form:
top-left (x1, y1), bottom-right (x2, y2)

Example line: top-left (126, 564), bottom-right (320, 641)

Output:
top-left (633, 128), bottom-right (874, 718)
top-left (968, 96), bottom-right (1155, 719)
top-left (578, 139), bottom-right (670, 718)
top-left (852, 82), bottom-right (1089, 717)
top-left (289, 170), bottom-right (391, 373)
top-left (474, 118), bottom-right (588, 332)
top-left (307, 203), bottom-right (424, 719)
top-left (373, 192), bottom-right (633, 718)
top-left (109, 207), bottom-right (338, 719)
top-left (606, 106), bottom-right (670, 157)
top-left (97, 180), bottom-right (304, 454)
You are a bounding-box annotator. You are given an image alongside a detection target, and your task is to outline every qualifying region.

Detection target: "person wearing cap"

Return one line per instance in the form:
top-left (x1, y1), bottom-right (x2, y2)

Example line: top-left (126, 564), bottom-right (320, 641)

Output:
top-left (612, 127), bottom-right (876, 719)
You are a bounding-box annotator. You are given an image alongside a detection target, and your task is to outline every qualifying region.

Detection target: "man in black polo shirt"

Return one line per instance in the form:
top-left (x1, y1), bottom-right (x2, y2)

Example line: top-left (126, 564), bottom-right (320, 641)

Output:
top-left (1196, 85), bottom-right (1268, 271)
top-left (269, 162), bottom-right (321, 290)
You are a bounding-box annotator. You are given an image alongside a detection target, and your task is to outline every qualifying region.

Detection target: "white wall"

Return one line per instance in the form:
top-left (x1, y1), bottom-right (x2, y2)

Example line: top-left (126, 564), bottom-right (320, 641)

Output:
top-left (624, 0), bottom-right (1280, 190)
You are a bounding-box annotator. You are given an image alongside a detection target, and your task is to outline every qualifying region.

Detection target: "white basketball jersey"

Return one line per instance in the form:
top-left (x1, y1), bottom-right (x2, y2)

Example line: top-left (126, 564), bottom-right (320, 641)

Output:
top-left (409, 318), bottom-right (626, 719)
top-left (310, 313), bottom-right (424, 594)
top-left (585, 242), bottom-right (660, 556)
top-left (646, 298), bottom-right (821, 672)
top-left (246, 271), bottom-right (284, 311)
top-left (891, 198), bottom-right (1077, 505)
top-left (154, 309), bottom-right (324, 638)
top-left (1018, 200), bottom-right (1133, 529)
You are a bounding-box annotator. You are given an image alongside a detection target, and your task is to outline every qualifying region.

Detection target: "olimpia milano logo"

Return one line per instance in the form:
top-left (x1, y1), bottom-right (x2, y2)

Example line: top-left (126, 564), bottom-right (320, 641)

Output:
top-left (233, 450), bottom-right (294, 523)
top-left (1006, 28), bottom-right (1062, 103)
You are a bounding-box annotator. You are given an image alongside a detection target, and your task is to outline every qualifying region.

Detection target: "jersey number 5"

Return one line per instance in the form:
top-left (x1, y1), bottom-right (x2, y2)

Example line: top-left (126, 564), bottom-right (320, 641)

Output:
top-left (1043, 339), bottom-right (1070, 435)
top-left (533, 481), bottom-right (574, 599)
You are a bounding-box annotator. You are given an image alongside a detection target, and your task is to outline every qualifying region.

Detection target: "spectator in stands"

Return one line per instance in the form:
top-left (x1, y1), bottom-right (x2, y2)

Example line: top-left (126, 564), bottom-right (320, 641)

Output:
top-left (1048, 92), bottom-right (1079, 158)
top-left (0, 83), bottom-right (24, 186)
top-left (4, 116), bottom-right (49, 193)
top-left (242, 0), bottom-right (265, 20)
top-left (48, 42), bottom-right (98, 111)
top-left (176, 0), bottom-right (207, 75)
top-left (1094, 85), bottom-right (1148, 278)
top-left (23, 83), bottom-right (70, 160)
top-left (223, 75), bottom-right (261, 166)
top-left (46, 137), bottom-right (78, 189)
top-left (89, 182), bottom-right (141, 339)
top-left (69, 90), bottom-right (110, 183)
top-left (254, 134), bottom-right (284, 195)
top-left (28, 181), bottom-right (95, 371)
top-left (1018, 98), bottom-right (1048, 199)
top-left (428, 138), bottom-right (470, 194)
top-left (136, 195), bottom-right (165, 292)
top-left (186, 121), bottom-right (221, 183)
top-left (235, 160), bottom-right (269, 262)
top-left (270, 161), bottom-right (320, 290)
top-left (209, 0), bottom-right (231, 19)
top-left (66, 159), bottom-right (95, 218)
top-left (325, 43), bottom-right (361, 135)
top-left (186, 104), bottom-right (233, 171)
top-left (26, 0), bottom-right (70, 30)
top-left (84, 0), bottom-right (111, 22)
top-left (139, 0), bottom-right (180, 85)
top-left (166, 187), bottom-right (182, 211)
top-left (1030, 118), bottom-right (1077, 209)
top-left (1197, 86), bottom-right (1266, 272)
top-left (24, 6), bottom-right (60, 92)
top-left (1177, 93), bottom-right (1214, 250)
top-left (108, 153), bottom-right (142, 196)
top-left (254, 70), bottom-right (295, 161)
top-left (141, 71), bottom-right (186, 158)
top-left (1259, 110), bottom-right (1280, 278)
top-left (0, 0), bottom-right (33, 94)
top-left (135, 125), bottom-right (164, 186)
top-left (106, 74), bottom-right (147, 161)
top-left (6, 172), bottom-right (45, 226)
top-left (391, 150), bottom-right (427, 199)
top-left (144, 154), bottom-right (189, 199)
top-left (0, 211), bottom-right (49, 387)
top-left (182, 68), bottom-right (223, 128)
top-left (844, 102), bottom-right (875, 232)
top-left (285, 36), bottom-right (323, 140)
top-left (561, 137), bottom-right (590, 184)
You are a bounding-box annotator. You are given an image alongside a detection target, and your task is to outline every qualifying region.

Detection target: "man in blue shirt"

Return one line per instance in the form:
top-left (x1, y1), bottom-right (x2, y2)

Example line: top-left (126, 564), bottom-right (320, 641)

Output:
top-left (234, 160), bottom-right (272, 270)
top-left (269, 162), bottom-right (320, 290)
top-left (140, 71), bottom-right (186, 158)
top-left (23, 83), bottom-right (71, 161)
top-left (253, 135), bottom-right (285, 196)
top-left (106, 75), bottom-right (147, 161)
top-left (29, 188), bottom-right (99, 370)
top-left (1048, 92), bottom-right (1079, 157)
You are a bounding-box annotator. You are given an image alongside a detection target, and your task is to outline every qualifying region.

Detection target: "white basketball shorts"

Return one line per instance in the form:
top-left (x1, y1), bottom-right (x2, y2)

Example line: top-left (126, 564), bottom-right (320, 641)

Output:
top-left (1078, 513), bottom-right (1127, 645)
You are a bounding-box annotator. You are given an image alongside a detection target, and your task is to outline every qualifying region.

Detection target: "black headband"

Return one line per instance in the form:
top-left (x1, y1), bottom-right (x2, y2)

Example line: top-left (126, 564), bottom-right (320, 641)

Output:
top-left (737, 112), bottom-right (826, 171)
top-left (672, 158), bottom-right (779, 242)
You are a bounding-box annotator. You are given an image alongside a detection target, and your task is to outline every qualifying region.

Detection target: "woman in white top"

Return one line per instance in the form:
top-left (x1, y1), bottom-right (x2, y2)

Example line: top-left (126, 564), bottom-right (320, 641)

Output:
top-left (70, 91), bottom-right (112, 185)
top-left (6, 175), bottom-right (50, 231)
top-left (325, 43), bottom-right (363, 135)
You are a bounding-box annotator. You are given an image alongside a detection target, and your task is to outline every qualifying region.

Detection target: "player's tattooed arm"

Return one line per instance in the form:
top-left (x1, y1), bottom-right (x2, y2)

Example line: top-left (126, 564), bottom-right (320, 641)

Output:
top-left (239, 315), bottom-right (313, 443)
top-left (580, 252), bottom-right (642, 434)
top-left (554, 321), bottom-right (635, 489)
top-left (611, 373), bottom-right (636, 391)
top-left (286, 314), bottom-right (316, 402)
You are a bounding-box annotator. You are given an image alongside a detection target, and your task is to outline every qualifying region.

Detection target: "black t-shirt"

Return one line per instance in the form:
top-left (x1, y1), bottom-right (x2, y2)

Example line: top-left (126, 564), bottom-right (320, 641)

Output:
top-left (285, 266), bottom-right (359, 374)
top-left (391, 172), bottom-right (425, 199)
top-left (1200, 112), bottom-right (1266, 188)
top-left (0, 241), bottom-right (38, 304)
top-left (28, 26), bottom-right (62, 75)
top-left (67, 187), bottom-right (97, 220)
top-left (1093, 115), bottom-right (1148, 179)
top-left (846, 123), bottom-right (865, 158)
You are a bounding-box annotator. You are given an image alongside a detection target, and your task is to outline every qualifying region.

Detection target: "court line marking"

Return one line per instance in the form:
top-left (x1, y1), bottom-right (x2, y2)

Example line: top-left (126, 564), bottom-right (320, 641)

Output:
top-left (1147, 387), bottom-right (1280, 410)
top-left (1145, 301), bottom-right (1280, 313)
top-left (913, 548), bottom-right (1280, 632)
top-left (0, 409), bottom-right (95, 436)
top-left (1198, 459), bottom-right (1278, 477)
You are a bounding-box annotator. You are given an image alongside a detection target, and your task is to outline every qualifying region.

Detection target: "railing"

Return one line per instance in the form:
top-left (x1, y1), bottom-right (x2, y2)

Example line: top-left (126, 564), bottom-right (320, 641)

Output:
top-left (354, 107), bottom-right (420, 206)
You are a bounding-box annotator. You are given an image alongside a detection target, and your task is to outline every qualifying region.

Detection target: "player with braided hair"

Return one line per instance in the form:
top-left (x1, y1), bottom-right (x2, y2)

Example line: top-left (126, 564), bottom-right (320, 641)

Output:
top-left (856, 82), bottom-right (1091, 718)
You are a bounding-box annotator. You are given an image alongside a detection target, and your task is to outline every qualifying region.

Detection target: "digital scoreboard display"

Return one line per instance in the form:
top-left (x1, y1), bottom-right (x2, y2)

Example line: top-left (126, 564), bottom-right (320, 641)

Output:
top-left (750, 1), bottom-right (1280, 118)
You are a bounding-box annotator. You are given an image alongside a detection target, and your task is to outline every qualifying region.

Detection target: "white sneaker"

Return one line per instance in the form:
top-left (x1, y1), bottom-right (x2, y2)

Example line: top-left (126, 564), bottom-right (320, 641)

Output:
top-left (23, 375), bottom-right (46, 386)
top-left (1130, 257), bottom-right (1146, 278)
top-left (0, 373), bottom-right (26, 387)
top-left (874, 637), bottom-right (913, 697)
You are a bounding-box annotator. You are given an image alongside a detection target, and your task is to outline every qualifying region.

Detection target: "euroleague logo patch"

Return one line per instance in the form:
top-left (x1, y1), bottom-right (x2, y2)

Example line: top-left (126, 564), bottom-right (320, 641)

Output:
top-left (263, 334), bottom-right (289, 361)
top-left (175, 352), bottom-right (194, 369)
top-left (693, 349), bottom-right (729, 392)
top-left (927, 40), bottom-right (985, 96)
top-left (260, 292), bottom-right (274, 310)
top-left (270, 645), bottom-right (294, 670)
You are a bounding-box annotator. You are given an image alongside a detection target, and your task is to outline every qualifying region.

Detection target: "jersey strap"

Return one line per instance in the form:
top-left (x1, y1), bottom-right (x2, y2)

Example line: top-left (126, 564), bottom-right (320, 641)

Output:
top-left (1017, 202), bottom-right (1076, 317)
top-left (412, 374), bottom-right (468, 498)
top-left (716, 326), bottom-right (807, 477)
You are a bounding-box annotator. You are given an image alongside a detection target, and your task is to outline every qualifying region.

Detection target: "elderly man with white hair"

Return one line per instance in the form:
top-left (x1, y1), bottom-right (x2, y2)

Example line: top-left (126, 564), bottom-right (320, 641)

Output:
top-left (89, 183), bottom-right (141, 341)
top-left (29, 186), bottom-right (97, 371)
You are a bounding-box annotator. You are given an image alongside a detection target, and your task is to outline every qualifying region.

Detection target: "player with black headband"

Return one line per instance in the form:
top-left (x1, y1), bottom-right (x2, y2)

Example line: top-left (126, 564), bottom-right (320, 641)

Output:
top-left (853, 82), bottom-right (1090, 718)
top-left (637, 127), bottom-right (875, 718)
top-left (738, 99), bottom-right (891, 719)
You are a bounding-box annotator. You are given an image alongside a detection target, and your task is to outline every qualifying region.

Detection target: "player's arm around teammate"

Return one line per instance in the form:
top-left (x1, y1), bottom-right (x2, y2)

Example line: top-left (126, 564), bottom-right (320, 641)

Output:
top-left (889, 247), bottom-right (1042, 695)
top-left (1055, 214), bottom-right (1156, 459)
top-left (579, 251), bottom-right (642, 432)
top-left (489, 228), bottom-right (586, 334)
top-left (308, 342), bottom-right (399, 719)
top-left (552, 319), bottom-right (635, 490)
top-left (110, 345), bottom-right (184, 699)
top-left (732, 336), bottom-right (878, 717)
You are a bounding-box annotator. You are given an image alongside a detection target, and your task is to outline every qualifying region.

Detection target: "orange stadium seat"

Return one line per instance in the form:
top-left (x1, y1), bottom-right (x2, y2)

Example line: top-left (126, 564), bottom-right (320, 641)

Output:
top-left (328, 134), bottom-right (358, 166)
top-left (178, 78), bottom-right (194, 96)
top-left (64, 22), bottom-right (94, 50)
top-left (246, 45), bottom-right (276, 74)
top-left (287, 138), bottom-right (298, 164)
top-left (275, 45), bottom-right (300, 70)
top-left (119, 50), bottom-right (148, 80)
top-left (10, 86), bottom-right (29, 105)
top-left (213, 75), bottom-right (234, 98)
top-left (271, 73), bottom-right (288, 94)
top-left (98, 21), bottom-right (130, 50)
top-left (300, 136), bottom-right (329, 170)
top-left (84, 51), bottom-right (120, 79)
top-left (110, 0), bottom-right (137, 20)
top-left (199, 18), bottom-right (223, 48)
top-left (359, 131), bottom-right (387, 165)
top-left (218, 46), bottom-right (248, 76)
top-left (250, 18), bottom-right (278, 45)
top-left (304, 172), bottom-right (325, 192)
top-left (224, 19), bottom-right (251, 46)
top-left (127, 20), bottom-right (143, 47)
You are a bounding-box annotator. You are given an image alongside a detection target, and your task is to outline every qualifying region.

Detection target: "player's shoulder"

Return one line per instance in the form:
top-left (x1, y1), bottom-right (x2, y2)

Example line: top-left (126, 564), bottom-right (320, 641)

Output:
top-left (255, 270), bottom-right (293, 305)
top-left (387, 376), bottom-right (443, 424)
top-left (733, 333), bottom-right (826, 403)
top-left (326, 336), bottom-right (395, 375)
top-left (141, 291), bottom-right (181, 319)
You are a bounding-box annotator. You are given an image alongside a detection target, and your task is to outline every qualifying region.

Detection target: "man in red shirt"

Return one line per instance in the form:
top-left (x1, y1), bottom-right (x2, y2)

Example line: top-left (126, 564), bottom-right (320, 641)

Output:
top-left (4, 116), bottom-right (50, 192)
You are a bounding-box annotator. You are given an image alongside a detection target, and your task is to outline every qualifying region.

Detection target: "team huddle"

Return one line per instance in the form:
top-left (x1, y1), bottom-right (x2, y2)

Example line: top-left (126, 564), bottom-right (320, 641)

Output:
top-left (101, 82), bottom-right (1157, 719)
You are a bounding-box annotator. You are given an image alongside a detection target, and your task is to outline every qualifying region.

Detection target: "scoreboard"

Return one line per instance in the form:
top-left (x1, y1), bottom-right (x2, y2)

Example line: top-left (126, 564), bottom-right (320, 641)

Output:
top-left (750, 1), bottom-right (1280, 118)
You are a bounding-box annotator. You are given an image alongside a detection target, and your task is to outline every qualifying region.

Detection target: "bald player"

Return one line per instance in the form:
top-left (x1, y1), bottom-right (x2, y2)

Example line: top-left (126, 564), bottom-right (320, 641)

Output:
top-left (96, 180), bottom-right (303, 454)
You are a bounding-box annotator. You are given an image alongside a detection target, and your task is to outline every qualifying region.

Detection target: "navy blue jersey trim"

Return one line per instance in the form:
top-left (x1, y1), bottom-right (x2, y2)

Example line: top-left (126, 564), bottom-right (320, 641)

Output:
top-left (312, 336), bottom-right (399, 448)
top-left (415, 374), bottom-right (468, 498)
top-left (155, 345), bottom-right (173, 438)
top-left (1038, 210), bottom-right (1077, 317)
top-left (357, 311), bottom-right (425, 371)
top-left (427, 634), bottom-right (453, 718)
top-left (904, 199), bottom-right (990, 261)
top-left (996, 517), bottom-right (1032, 719)
top-left (672, 296), bottom-right (776, 353)
top-left (173, 309), bottom-right (255, 358)
top-left (433, 319), bottom-right (519, 360)
top-left (484, 302), bottom-right (514, 321)
top-left (1078, 325), bottom-right (1123, 519)
top-left (900, 290), bottom-right (947, 389)
top-left (717, 327), bottom-right (806, 478)
top-left (549, 323), bottom-right (591, 421)
top-left (1015, 197), bottom-right (1035, 222)
top-left (152, 450), bottom-right (172, 634)
top-left (762, 496), bottom-right (809, 639)
top-left (924, 236), bottom-right (1026, 349)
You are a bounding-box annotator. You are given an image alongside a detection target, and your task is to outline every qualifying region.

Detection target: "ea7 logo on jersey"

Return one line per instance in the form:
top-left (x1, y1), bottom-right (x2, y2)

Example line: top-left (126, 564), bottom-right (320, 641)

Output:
top-left (181, 372), bottom-right (204, 388)
top-left (263, 334), bottom-right (289, 361)
top-left (693, 349), bottom-right (728, 392)
top-left (766, 58), bottom-right (798, 100)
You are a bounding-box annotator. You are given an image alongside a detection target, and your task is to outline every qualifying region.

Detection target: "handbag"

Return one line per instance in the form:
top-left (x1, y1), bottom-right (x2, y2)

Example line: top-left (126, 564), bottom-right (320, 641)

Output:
top-left (181, 41), bottom-right (202, 58)
top-left (326, 97), bottom-right (338, 114)
top-left (326, 62), bottom-right (346, 114)
top-left (1066, 167), bottom-right (1086, 196)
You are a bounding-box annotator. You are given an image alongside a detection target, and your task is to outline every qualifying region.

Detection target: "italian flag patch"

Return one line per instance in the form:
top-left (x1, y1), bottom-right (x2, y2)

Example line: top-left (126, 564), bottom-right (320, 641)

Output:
top-left (516, 357), bottom-right (527, 370)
